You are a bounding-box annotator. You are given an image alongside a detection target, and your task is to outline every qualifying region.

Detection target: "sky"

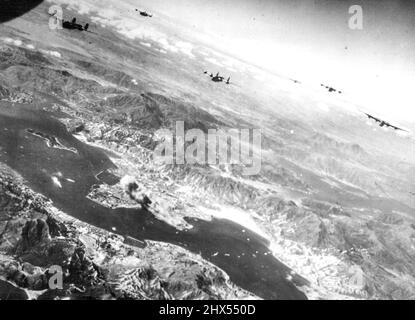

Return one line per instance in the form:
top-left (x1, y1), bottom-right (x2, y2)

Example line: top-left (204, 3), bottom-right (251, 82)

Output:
top-left (129, 0), bottom-right (415, 122)
top-left (43, 0), bottom-right (415, 122)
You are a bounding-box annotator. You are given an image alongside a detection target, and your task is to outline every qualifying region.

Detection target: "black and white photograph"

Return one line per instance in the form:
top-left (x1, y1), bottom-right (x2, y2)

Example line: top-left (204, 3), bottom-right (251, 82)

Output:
top-left (0, 0), bottom-right (415, 303)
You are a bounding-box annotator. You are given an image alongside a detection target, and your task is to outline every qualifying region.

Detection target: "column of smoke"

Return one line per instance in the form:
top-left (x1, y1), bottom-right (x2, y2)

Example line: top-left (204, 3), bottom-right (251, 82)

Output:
top-left (120, 175), bottom-right (152, 208)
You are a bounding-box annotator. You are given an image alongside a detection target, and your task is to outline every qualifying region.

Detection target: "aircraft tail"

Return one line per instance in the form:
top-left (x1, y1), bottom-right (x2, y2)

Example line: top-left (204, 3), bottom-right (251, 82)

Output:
top-left (84, 23), bottom-right (89, 31)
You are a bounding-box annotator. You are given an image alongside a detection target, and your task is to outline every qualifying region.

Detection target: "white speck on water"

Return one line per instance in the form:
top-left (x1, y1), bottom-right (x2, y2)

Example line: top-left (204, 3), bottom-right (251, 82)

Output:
top-left (51, 176), bottom-right (62, 188)
top-left (212, 252), bottom-right (218, 257)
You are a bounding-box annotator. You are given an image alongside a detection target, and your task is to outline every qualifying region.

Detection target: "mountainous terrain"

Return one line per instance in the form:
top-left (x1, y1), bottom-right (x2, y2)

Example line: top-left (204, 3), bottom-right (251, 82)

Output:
top-left (1, 1), bottom-right (415, 299)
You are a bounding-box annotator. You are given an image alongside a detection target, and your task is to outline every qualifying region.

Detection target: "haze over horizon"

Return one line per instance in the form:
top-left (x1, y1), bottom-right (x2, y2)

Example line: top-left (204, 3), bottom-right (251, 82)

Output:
top-left (133, 0), bottom-right (415, 123)
top-left (44, 0), bottom-right (415, 123)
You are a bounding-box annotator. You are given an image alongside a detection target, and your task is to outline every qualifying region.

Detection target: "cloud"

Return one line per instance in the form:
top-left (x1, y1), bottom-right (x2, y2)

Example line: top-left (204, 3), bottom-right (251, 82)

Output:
top-left (118, 24), bottom-right (194, 57)
top-left (156, 37), bottom-right (178, 53)
top-left (204, 57), bottom-right (224, 67)
top-left (201, 47), bottom-right (248, 73)
top-left (175, 41), bottom-right (194, 58)
top-left (1, 36), bottom-right (61, 59)
top-left (156, 48), bottom-right (167, 54)
top-left (40, 49), bottom-right (62, 58)
top-left (48, 0), bottom-right (195, 58)
top-left (140, 41), bottom-right (152, 48)
top-left (1, 37), bottom-right (23, 46)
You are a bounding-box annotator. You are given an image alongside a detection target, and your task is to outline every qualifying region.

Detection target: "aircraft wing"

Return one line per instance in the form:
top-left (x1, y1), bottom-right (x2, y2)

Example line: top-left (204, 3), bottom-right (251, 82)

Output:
top-left (378, 119), bottom-right (408, 132)
top-left (388, 124), bottom-right (407, 132)
top-left (365, 113), bottom-right (381, 122)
